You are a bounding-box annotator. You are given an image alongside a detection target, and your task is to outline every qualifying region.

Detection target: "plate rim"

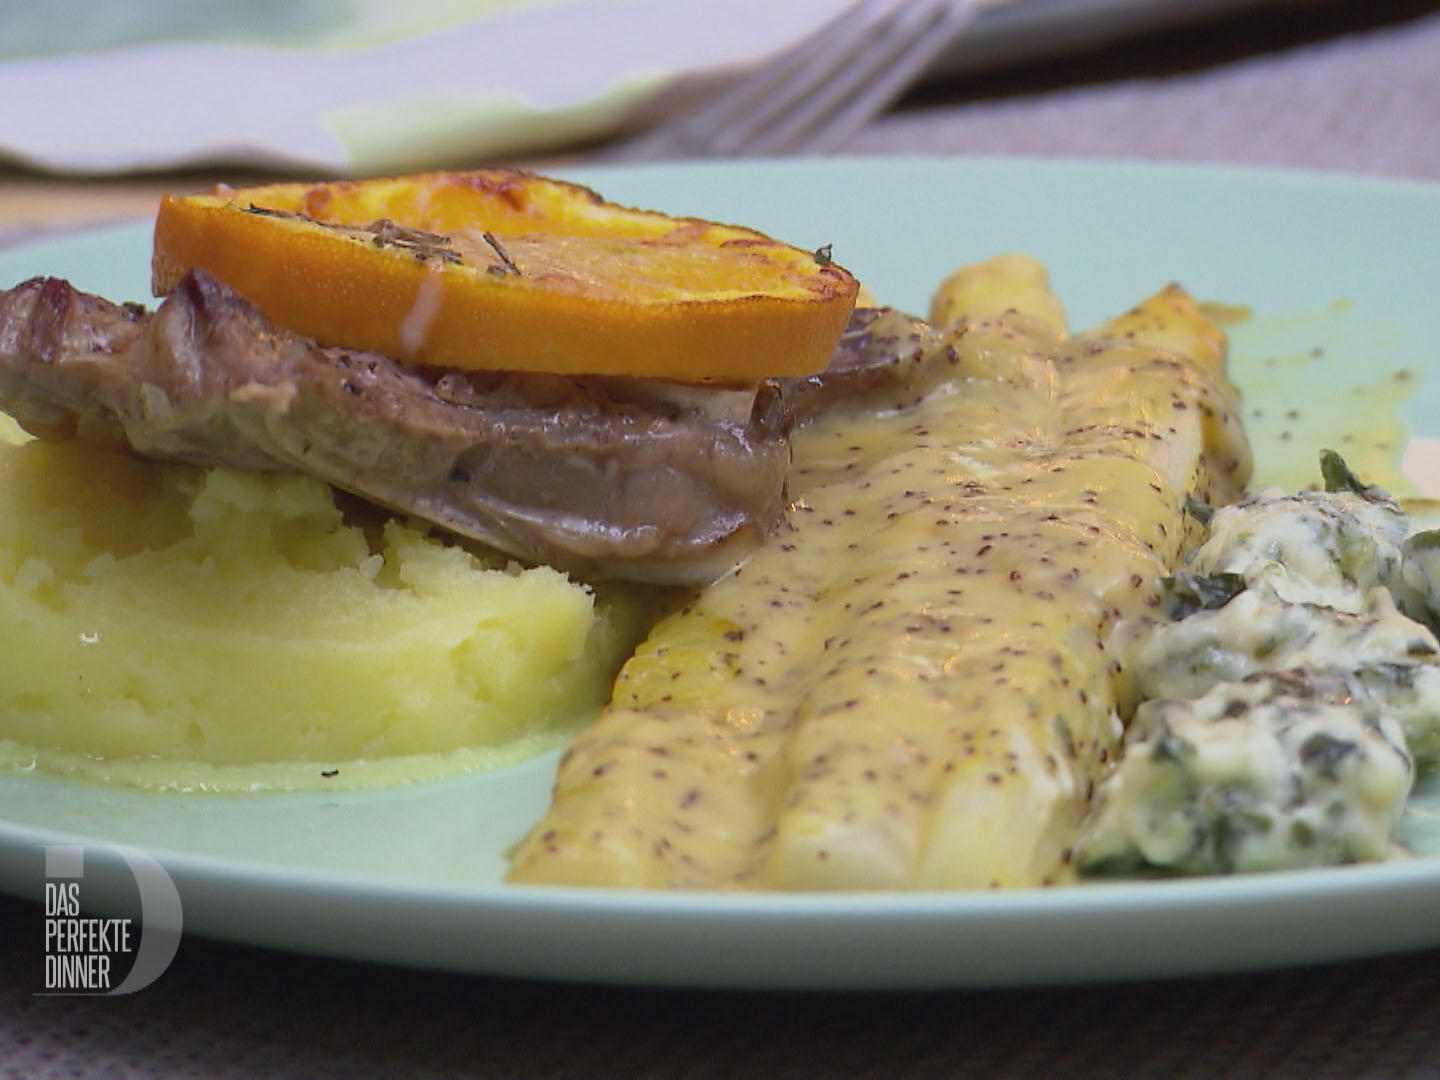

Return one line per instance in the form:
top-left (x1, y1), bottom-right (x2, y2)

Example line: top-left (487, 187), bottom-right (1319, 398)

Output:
top-left (3, 155), bottom-right (1440, 990)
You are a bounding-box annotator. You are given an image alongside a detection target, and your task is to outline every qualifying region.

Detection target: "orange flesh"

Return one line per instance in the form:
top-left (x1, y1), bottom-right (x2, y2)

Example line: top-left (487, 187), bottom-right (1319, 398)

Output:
top-left (151, 171), bottom-right (859, 381)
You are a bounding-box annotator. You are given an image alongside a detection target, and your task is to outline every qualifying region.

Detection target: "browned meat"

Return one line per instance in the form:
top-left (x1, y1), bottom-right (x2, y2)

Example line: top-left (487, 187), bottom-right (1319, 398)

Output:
top-left (781, 305), bottom-right (955, 425)
top-left (0, 271), bottom-right (796, 585)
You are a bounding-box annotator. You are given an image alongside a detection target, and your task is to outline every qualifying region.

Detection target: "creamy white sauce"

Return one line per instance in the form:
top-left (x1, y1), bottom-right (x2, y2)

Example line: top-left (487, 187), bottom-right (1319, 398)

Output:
top-left (1080, 671), bottom-right (1412, 874)
top-left (1081, 472), bottom-right (1440, 877)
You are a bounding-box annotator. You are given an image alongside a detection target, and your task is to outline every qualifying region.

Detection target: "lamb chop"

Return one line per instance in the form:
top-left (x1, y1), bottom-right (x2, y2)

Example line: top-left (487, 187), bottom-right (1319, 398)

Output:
top-left (0, 270), bottom-right (931, 585)
top-left (0, 270), bottom-right (800, 585)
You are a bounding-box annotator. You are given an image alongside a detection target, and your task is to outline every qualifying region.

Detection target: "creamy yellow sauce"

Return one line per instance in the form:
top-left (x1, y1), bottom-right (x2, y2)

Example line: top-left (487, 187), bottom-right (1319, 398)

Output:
top-left (507, 260), bottom-right (1251, 891)
top-left (0, 731), bottom-right (567, 793)
top-left (1227, 300), bottom-right (1420, 495)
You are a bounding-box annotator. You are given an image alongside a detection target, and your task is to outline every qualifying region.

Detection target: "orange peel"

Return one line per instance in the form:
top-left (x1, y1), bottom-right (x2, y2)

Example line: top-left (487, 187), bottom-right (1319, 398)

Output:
top-left (151, 170), bottom-right (859, 382)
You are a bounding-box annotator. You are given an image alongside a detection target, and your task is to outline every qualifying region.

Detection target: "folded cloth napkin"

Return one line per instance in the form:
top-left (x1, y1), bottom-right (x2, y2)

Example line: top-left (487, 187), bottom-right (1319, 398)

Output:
top-left (1, 0), bottom-right (1270, 176)
top-left (0, 0), bottom-right (854, 175)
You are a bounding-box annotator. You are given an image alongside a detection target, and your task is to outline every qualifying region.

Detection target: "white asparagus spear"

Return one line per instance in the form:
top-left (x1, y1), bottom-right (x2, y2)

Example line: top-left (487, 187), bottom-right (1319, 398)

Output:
top-left (507, 255), bottom-right (1251, 890)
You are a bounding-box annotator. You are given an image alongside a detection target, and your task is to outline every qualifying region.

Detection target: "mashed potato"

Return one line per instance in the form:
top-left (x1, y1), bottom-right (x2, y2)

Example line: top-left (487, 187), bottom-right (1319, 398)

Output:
top-left (0, 417), bottom-right (657, 791)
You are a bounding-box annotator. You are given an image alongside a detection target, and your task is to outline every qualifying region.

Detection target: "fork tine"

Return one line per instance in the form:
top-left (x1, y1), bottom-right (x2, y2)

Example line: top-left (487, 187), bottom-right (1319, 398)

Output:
top-left (743, 0), bottom-right (963, 157)
top-left (680, 0), bottom-right (895, 155)
top-left (608, 0), bottom-right (898, 160)
top-left (789, 0), bottom-right (987, 154)
top-left (608, 0), bottom-right (982, 161)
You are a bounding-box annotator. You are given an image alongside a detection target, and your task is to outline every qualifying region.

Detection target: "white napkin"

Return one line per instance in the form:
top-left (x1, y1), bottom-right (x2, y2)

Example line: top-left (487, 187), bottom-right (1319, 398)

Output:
top-left (0, 0), bottom-right (853, 175)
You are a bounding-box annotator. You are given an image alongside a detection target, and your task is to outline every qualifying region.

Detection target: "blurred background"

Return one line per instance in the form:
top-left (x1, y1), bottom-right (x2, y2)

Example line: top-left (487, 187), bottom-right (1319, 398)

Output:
top-left (2, 0), bottom-right (1437, 246)
top-left (4, 4), bottom-right (1440, 1078)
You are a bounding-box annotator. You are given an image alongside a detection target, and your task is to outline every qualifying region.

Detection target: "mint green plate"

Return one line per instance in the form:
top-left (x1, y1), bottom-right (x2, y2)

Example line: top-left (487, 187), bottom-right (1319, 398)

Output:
top-left (1, 158), bottom-right (1437, 989)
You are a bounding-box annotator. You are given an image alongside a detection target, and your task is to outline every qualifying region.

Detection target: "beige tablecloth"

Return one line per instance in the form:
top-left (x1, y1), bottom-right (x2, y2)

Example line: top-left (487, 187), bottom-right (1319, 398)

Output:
top-left (3, 2), bottom-right (1440, 1076)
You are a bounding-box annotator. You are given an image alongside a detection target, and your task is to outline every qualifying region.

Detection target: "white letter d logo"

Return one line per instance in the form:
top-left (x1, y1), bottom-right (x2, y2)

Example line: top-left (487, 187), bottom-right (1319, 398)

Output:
top-left (45, 844), bottom-right (183, 995)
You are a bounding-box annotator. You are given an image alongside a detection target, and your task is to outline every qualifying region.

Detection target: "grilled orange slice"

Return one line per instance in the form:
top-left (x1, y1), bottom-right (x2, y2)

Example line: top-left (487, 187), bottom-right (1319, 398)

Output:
top-left (151, 170), bottom-right (858, 382)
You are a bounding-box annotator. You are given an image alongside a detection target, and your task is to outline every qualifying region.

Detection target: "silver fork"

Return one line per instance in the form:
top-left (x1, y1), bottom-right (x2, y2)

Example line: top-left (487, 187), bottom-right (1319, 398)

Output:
top-left (608, 0), bottom-right (993, 160)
